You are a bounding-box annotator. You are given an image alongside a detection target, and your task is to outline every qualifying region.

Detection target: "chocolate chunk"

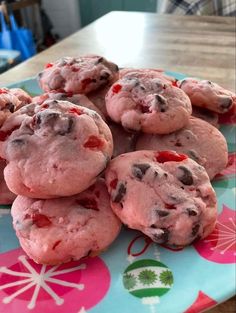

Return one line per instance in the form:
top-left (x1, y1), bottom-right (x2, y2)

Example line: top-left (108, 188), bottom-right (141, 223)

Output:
top-left (132, 163), bottom-right (150, 180)
top-left (43, 112), bottom-right (60, 124)
top-left (192, 224), bottom-right (200, 236)
top-left (96, 57), bottom-right (104, 64)
top-left (186, 208), bottom-right (198, 216)
top-left (150, 224), bottom-right (157, 228)
top-left (38, 72), bottom-right (43, 78)
top-left (156, 209), bottom-right (170, 217)
top-left (11, 139), bottom-right (25, 146)
top-left (100, 72), bottom-right (110, 80)
top-left (114, 64), bottom-right (119, 72)
top-left (207, 80), bottom-right (212, 85)
top-left (140, 85), bottom-right (146, 91)
top-left (155, 94), bottom-right (168, 112)
top-left (179, 80), bottom-right (186, 88)
top-left (5, 103), bottom-right (15, 113)
top-left (219, 97), bottom-right (233, 110)
top-left (153, 228), bottom-right (169, 243)
top-left (188, 150), bottom-right (200, 162)
top-left (177, 166), bottom-right (193, 185)
top-left (113, 182), bottom-right (126, 203)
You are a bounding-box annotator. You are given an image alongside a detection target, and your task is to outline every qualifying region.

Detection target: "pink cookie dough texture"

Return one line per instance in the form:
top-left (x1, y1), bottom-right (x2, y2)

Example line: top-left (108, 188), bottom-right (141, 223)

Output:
top-left (0, 160), bottom-right (16, 204)
top-left (0, 87), bottom-right (32, 126)
top-left (136, 117), bottom-right (228, 180)
top-left (105, 74), bottom-right (192, 134)
top-left (178, 78), bottom-right (235, 113)
top-left (119, 68), bottom-right (175, 85)
top-left (0, 100), bottom-right (113, 198)
top-left (11, 179), bottom-right (121, 265)
top-left (33, 91), bottom-right (105, 119)
top-left (38, 55), bottom-right (119, 94)
top-left (105, 150), bottom-right (217, 247)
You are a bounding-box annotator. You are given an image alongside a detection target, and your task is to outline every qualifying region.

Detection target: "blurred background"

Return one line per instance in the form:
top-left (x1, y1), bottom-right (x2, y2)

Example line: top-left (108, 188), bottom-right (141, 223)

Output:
top-left (0, 0), bottom-right (235, 73)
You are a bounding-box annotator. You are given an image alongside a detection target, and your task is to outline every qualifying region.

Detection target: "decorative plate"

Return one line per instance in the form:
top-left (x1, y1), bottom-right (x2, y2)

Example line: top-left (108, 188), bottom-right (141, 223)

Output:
top-left (0, 72), bottom-right (235, 313)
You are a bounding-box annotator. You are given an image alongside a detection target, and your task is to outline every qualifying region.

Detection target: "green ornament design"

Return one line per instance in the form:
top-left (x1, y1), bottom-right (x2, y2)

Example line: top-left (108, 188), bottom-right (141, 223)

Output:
top-left (122, 259), bottom-right (174, 299)
top-left (123, 273), bottom-right (137, 290)
top-left (159, 270), bottom-right (173, 286)
top-left (138, 269), bottom-right (158, 286)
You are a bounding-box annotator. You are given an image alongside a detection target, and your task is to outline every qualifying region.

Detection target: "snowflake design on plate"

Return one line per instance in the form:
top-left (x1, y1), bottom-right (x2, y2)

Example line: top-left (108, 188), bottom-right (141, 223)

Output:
top-left (194, 205), bottom-right (236, 264)
top-left (0, 248), bottom-right (110, 313)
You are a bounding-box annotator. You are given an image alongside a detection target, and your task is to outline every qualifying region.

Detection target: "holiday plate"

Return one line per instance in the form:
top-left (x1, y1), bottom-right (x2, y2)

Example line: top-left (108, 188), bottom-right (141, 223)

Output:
top-left (0, 73), bottom-right (235, 313)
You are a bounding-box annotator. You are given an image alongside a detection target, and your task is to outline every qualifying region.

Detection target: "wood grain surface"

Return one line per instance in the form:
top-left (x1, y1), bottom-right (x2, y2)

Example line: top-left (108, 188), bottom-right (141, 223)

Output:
top-left (0, 11), bottom-right (235, 312)
top-left (0, 11), bottom-right (235, 91)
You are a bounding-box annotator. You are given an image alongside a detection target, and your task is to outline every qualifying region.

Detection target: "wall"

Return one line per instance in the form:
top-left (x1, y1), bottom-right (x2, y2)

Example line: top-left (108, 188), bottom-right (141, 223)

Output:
top-left (42, 0), bottom-right (81, 39)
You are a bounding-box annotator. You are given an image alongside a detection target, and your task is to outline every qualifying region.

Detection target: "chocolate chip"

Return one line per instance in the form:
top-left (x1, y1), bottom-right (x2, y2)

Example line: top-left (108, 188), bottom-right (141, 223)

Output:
top-left (114, 65), bottom-right (119, 72)
top-left (156, 209), bottom-right (170, 217)
top-left (96, 57), bottom-right (104, 64)
top-left (188, 150), bottom-right (200, 162)
top-left (100, 72), bottom-right (110, 80)
top-left (140, 85), bottom-right (146, 91)
top-left (38, 72), bottom-right (43, 78)
top-left (179, 80), bottom-right (186, 88)
top-left (219, 97), bottom-right (233, 110)
top-left (5, 103), bottom-right (15, 113)
top-left (11, 139), bottom-right (25, 146)
top-left (155, 94), bottom-right (168, 112)
top-left (177, 166), bottom-right (193, 185)
top-left (44, 112), bottom-right (60, 124)
top-left (153, 228), bottom-right (169, 243)
top-left (132, 163), bottom-right (150, 180)
top-left (113, 182), bottom-right (126, 203)
top-left (175, 140), bottom-right (182, 147)
top-left (150, 224), bottom-right (157, 228)
top-left (207, 80), bottom-right (212, 85)
top-left (186, 208), bottom-right (198, 216)
top-left (192, 224), bottom-right (200, 236)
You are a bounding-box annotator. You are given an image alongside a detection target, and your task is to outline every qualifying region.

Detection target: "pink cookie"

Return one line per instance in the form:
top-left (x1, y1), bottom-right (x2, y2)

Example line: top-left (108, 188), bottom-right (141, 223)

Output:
top-left (33, 91), bottom-right (105, 119)
top-left (11, 179), bottom-right (121, 265)
top-left (136, 117), bottom-right (228, 180)
top-left (191, 106), bottom-right (219, 128)
top-left (105, 75), bottom-right (192, 133)
top-left (108, 122), bottom-right (137, 158)
top-left (178, 78), bottom-right (235, 113)
top-left (0, 87), bottom-right (32, 126)
top-left (105, 150), bottom-right (217, 247)
top-left (0, 100), bottom-right (113, 198)
top-left (119, 68), bottom-right (175, 85)
top-left (0, 160), bottom-right (16, 204)
top-left (38, 55), bottom-right (119, 94)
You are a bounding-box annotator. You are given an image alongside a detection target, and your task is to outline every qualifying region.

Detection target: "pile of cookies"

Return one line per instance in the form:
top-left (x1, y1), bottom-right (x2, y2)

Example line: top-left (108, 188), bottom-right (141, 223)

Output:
top-left (0, 55), bottom-right (235, 265)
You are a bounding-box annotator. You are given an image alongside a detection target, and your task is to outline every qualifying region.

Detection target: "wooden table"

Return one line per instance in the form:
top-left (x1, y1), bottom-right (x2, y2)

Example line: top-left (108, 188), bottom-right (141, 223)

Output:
top-left (0, 11), bottom-right (235, 91)
top-left (0, 11), bottom-right (235, 312)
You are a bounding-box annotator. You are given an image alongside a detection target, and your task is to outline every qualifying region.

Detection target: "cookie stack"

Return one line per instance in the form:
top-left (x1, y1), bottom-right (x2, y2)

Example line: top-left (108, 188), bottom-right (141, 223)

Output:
top-left (0, 54), bottom-right (235, 265)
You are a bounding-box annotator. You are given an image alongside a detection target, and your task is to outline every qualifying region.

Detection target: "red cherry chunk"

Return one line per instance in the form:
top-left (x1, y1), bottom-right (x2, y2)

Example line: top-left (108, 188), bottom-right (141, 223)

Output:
top-left (83, 136), bottom-right (104, 149)
top-left (45, 63), bottom-right (53, 68)
top-left (155, 151), bottom-right (187, 163)
top-left (110, 178), bottom-right (118, 189)
top-left (69, 108), bottom-right (83, 115)
top-left (32, 213), bottom-right (52, 228)
top-left (112, 84), bottom-right (122, 94)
